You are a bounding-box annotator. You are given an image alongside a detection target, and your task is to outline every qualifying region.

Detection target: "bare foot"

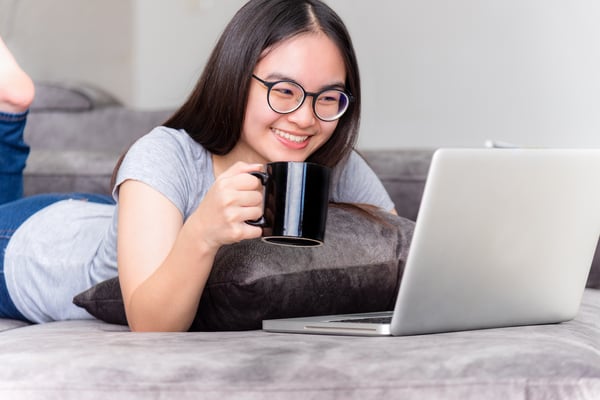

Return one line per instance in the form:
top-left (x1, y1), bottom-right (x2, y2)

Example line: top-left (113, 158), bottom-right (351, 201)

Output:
top-left (0, 37), bottom-right (34, 113)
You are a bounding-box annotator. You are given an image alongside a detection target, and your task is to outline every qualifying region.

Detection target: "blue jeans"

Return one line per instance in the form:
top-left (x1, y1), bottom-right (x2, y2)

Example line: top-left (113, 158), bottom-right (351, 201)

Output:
top-left (0, 111), bottom-right (29, 204)
top-left (0, 111), bottom-right (114, 320)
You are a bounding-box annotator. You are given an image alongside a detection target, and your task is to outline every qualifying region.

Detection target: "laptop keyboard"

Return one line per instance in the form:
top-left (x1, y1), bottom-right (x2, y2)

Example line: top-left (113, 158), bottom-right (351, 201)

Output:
top-left (332, 316), bottom-right (392, 324)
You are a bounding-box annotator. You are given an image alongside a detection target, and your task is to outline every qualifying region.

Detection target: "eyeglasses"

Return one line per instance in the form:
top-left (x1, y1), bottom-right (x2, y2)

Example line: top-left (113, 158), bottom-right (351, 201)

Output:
top-left (252, 74), bottom-right (353, 122)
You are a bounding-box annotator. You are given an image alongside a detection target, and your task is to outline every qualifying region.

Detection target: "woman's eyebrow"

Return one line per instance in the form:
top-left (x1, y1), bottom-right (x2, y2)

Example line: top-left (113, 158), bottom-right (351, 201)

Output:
top-left (263, 72), bottom-right (346, 90)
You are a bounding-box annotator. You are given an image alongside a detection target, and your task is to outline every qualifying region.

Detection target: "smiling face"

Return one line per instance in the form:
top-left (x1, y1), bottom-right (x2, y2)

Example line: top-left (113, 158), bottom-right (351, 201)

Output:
top-left (220, 32), bottom-right (347, 166)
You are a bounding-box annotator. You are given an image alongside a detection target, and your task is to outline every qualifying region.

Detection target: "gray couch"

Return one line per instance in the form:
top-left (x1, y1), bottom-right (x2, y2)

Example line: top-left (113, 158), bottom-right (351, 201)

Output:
top-left (2, 83), bottom-right (599, 399)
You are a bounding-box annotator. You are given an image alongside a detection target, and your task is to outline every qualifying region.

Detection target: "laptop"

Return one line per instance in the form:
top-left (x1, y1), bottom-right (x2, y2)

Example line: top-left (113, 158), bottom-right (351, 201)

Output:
top-left (262, 148), bottom-right (600, 336)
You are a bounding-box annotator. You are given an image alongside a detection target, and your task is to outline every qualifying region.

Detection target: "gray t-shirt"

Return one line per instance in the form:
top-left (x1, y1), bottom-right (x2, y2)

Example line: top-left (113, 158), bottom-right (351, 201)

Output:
top-left (5, 126), bottom-right (394, 323)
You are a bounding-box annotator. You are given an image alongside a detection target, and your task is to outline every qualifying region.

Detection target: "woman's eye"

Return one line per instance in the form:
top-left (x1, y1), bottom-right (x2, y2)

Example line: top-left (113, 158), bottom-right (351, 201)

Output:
top-left (318, 92), bottom-right (341, 103)
top-left (273, 88), bottom-right (294, 96)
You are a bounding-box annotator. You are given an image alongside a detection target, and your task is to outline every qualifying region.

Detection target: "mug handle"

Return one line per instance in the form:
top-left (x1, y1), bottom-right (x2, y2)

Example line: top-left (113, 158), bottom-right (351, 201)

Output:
top-left (245, 171), bottom-right (268, 226)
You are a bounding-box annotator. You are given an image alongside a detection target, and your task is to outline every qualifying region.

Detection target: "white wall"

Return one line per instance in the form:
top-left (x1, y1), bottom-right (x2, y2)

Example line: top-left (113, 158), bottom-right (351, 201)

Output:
top-left (332, 0), bottom-right (600, 149)
top-left (0, 0), bottom-right (134, 104)
top-left (2, 0), bottom-right (600, 149)
top-left (131, 0), bottom-right (244, 108)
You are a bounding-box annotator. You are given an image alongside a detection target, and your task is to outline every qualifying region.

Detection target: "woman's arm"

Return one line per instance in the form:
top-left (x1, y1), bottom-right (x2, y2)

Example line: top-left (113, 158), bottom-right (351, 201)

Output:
top-left (117, 162), bottom-right (264, 332)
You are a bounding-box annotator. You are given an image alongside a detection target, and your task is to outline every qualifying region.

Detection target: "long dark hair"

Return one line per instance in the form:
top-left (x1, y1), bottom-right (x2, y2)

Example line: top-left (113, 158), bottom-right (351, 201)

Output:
top-left (163, 0), bottom-right (361, 168)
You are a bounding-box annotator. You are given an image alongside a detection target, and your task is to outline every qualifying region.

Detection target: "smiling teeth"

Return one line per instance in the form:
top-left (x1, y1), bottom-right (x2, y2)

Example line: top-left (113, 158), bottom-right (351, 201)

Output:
top-left (273, 128), bottom-right (308, 143)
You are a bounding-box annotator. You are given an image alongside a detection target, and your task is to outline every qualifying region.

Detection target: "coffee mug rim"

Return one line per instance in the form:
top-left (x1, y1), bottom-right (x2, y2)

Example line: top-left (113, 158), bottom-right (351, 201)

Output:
top-left (266, 161), bottom-right (331, 170)
top-left (261, 236), bottom-right (324, 247)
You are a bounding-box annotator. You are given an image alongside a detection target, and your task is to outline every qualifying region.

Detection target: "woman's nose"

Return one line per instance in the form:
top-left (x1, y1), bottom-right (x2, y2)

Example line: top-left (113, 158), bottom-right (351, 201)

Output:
top-left (287, 96), bottom-right (317, 127)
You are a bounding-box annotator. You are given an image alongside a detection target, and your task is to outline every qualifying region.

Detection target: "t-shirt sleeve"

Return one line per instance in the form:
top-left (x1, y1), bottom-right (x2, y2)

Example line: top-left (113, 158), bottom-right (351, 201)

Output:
top-left (112, 127), bottom-right (197, 216)
top-left (330, 150), bottom-right (395, 211)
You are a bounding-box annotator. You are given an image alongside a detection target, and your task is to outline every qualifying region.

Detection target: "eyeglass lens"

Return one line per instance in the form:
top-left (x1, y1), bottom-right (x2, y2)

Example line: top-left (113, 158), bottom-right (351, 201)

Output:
top-left (268, 81), bottom-right (349, 121)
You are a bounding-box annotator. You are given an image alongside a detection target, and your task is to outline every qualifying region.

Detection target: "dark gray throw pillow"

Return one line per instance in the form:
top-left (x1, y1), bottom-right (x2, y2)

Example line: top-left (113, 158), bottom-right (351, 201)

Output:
top-left (73, 206), bottom-right (414, 331)
top-left (588, 242), bottom-right (600, 290)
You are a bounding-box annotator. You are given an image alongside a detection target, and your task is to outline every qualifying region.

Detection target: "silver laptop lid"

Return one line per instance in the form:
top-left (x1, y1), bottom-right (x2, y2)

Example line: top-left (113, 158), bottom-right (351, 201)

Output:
top-left (391, 148), bottom-right (600, 335)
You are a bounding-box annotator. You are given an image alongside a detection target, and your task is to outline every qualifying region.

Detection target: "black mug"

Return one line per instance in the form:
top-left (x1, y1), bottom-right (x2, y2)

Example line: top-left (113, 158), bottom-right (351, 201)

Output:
top-left (247, 161), bottom-right (331, 247)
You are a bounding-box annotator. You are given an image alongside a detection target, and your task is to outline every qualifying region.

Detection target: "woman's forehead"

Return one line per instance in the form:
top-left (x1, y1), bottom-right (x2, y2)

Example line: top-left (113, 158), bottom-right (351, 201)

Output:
top-left (254, 33), bottom-right (346, 87)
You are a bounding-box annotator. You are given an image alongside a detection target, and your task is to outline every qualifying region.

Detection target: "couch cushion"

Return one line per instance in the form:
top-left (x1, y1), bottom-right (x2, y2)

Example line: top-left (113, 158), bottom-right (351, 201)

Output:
top-left (0, 318), bottom-right (29, 333)
top-left (30, 82), bottom-right (120, 112)
top-left (24, 149), bottom-right (119, 196)
top-left (73, 206), bottom-right (414, 330)
top-left (3, 290), bottom-right (600, 399)
top-left (24, 106), bottom-right (173, 152)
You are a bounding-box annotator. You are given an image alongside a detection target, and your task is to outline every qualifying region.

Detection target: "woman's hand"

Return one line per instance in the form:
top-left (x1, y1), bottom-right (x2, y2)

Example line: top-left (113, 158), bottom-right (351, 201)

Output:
top-left (186, 161), bottom-right (264, 251)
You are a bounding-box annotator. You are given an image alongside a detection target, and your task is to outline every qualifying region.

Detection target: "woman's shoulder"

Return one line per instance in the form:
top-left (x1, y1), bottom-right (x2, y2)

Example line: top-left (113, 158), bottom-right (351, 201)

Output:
top-left (331, 149), bottom-right (394, 211)
top-left (115, 126), bottom-right (214, 218)
top-left (333, 149), bottom-right (368, 175)
top-left (125, 126), bottom-right (211, 167)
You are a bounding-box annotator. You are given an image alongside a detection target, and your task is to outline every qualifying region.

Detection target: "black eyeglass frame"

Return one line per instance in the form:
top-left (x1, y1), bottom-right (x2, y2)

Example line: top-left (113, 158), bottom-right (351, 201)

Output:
top-left (251, 74), bottom-right (353, 122)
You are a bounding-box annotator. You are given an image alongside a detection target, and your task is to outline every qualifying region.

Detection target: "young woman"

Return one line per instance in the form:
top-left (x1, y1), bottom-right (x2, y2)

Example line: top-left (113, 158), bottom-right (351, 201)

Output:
top-left (0, 0), bottom-right (395, 332)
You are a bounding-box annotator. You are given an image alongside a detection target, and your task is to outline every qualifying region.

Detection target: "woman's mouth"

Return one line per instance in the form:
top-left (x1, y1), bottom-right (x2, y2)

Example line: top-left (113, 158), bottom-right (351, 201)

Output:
top-left (272, 128), bottom-right (309, 144)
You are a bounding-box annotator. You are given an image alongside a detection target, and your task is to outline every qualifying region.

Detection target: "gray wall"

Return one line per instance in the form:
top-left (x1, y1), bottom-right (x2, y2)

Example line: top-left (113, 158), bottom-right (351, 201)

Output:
top-left (2, 0), bottom-right (600, 149)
